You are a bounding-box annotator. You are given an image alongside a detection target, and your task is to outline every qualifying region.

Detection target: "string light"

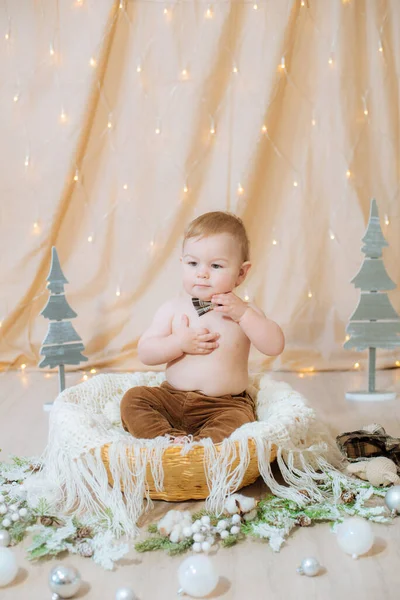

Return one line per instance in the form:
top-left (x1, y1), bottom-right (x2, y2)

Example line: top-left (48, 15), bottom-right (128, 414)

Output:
top-left (116, 286), bottom-right (121, 297)
top-left (244, 295), bottom-right (250, 301)
top-left (272, 239), bottom-right (278, 245)
top-left (354, 362), bottom-right (360, 369)
top-left (107, 119), bottom-right (112, 129)
top-left (384, 214), bottom-right (390, 225)
top-left (33, 221), bottom-right (39, 230)
top-left (279, 57), bottom-right (286, 71)
top-left (301, 0), bottom-right (305, 5)
top-left (49, 43), bottom-right (55, 57)
top-left (87, 235), bottom-right (93, 243)
top-left (308, 291), bottom-right (313, 298)
top-left (329, 230), bottom-right (335, 240)
top-left (60, 109), bottom-right (67, 123)
top-left (13, 93), bottom-right (19, 103)
top-left (253, 4), bottom-right (258, 10)
top-left (83, 374), bottom-right (88, 381)
top-left (378, 42), bottom-right (383, 53)
top-left (346, 169), bottom-right (351, 178)
top-left (150, 240), bottom-right (154, 247)
top-left (232, 64), bottom-right (238, 74)
top-left (89, 57), bottom-right (97, 68)
top-left (90, 368), bottom-right (97, 374)
top-left (136, 65), bottom-right (142, 73)
top-left (183, 184), bottom-right (189, 194)
top-left (261, 124), bottom-right (267, 133)
top-left (209, 122), bottom-right (216, 135)
top-left (24, 154), bottom-right (30, 168)
top-left (123, 184), bottom-right (128, 190)
top-left (311, 118), bottom-right (316, 126)
top-left (328, 53), bottom-right (334, 66)
top-left (205, 6), bottom-right (213, 19)
top-left (0, 321), bottom-right (2, 328)
top-left (293, 181), bottom-right (298, 187)
top-left (345, 335), bottom-right (350, 342)
top-left (119, 0), bottom-right (124, 8)
top-left (73, 170), bottom-right (79, 182)
top-left (298, 373), bottom-right (305, 378)
top-left (396, 361), bottom-right (400, 367)
top-left (20, 364), bottom-right (26, 371)
top-left (181, 68), bottom-right (189, 80)
top-left (155, 126), bottom-right (161, 135)
top-left (5, 31), bottom-right (10, 41)
top-left (237, 183), bottom-right (244, 195)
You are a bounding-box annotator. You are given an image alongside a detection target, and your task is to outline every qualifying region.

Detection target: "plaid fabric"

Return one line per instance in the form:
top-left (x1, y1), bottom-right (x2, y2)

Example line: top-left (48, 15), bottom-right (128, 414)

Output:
top-left (192, 298), bottom-right (215, 316)
top-left (336, 425), bottom-right (400, 468)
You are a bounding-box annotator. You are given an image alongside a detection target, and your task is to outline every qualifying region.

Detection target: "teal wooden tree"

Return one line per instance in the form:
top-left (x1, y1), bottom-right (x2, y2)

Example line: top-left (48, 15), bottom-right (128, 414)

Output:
top-left (39, 247), bottom-right (88, 392)
top-left (344, 199), bottom-right (400, 401)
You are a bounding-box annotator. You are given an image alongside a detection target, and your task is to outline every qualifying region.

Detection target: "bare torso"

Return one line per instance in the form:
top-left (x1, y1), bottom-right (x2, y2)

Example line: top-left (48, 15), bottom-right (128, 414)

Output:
top-left (166, 295), bottom-right (250, 396)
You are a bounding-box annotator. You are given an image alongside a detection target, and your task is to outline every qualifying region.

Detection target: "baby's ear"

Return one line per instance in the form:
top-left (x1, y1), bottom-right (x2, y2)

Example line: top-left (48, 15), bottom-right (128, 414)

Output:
top-left (236, 261), bottom-right (251, 285)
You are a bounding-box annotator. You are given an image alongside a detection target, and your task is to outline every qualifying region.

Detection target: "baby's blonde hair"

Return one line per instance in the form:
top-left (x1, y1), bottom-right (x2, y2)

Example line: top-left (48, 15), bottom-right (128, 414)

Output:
top-left (183, 211), bottom-right (250, 262)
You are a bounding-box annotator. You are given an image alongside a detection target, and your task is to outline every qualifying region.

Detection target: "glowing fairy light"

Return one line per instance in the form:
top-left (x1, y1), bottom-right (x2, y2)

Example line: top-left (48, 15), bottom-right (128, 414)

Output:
top-left (308, 291), bottom-right (313, 298)
top-left (123, 184), bottom-right (128, 190)
top-left (261, 125), bottom-right (267, 133)
top-left (237, 184), bottom-right (244, 195)
top-left (346, 170), bottom-right (351, 178)
top-left (90, 57), bottom-right (97, 68)
top-left (354, 362), bottom-right (360, 369)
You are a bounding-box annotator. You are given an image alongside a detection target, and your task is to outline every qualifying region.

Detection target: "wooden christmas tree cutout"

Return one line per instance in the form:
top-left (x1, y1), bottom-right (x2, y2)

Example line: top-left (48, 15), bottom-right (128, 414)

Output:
top-left (344, 198), bottom-right (400, 401)
top-left (39, 247), bottom-right (88, 399)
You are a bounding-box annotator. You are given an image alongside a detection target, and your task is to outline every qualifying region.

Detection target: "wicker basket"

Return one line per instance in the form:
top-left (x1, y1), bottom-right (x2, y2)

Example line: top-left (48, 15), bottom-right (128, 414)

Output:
top-left (101, 439), bottom-right (277, 502)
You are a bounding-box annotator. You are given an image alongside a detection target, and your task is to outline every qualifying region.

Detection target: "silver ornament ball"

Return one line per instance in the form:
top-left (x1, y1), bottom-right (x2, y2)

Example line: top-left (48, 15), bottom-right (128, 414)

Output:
top-left (297, 556), bottom-right (321, 577)
top-left (385, 485), bottom-right (400, 515)
top-left (0, 531), bottom-right (11, 548)
top-left (49, 565), bottom-right (81, 598)
top-left (115, 587), bottom-right (137, 600)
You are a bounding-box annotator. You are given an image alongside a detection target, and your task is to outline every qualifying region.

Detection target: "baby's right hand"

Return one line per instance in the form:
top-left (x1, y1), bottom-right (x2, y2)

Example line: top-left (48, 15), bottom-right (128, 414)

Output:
top-left (172, 314), bottom-right (220, 355)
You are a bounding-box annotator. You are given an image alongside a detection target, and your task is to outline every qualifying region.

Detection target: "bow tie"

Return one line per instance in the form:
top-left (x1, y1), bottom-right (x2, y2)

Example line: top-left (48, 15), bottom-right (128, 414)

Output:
top-left (192, 297), bottom-right (218, 317)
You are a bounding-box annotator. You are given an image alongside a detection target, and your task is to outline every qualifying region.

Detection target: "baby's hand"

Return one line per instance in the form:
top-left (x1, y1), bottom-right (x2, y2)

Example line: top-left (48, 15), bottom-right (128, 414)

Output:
top-left (172, 314), bottom-right (220, 355)
top-left (211, 292), bottom-right (248, 322)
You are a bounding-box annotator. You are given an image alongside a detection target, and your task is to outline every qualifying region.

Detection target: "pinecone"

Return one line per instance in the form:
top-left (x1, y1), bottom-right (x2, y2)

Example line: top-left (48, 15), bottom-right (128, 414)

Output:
top-left (341, 490), bottom-right (356, 504)
top-left (295, 514), bottom-right (312, 527)
top-left (40, 516), bottom-right (63, 527)
top-left (77, 541), bottom-right (94, 558)
top-left (76, 526), bottom-right (93, 539)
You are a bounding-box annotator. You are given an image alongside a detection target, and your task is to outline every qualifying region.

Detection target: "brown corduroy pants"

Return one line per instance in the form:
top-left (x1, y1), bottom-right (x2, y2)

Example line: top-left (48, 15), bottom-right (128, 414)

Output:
top-left (120, 381), bottom-right (256, 443)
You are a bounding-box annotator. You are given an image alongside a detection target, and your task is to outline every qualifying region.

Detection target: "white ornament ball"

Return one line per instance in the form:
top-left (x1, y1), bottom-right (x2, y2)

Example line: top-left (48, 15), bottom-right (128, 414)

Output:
top-left (11, 514), bottom-right (19, 522)
top-left (217, 519), bottom-right (227, 530)
top-left (297, 556), bottom-right (321, 577)
top-left (178, 555), bottom-right (219, 598)
top-left (191, 523), bottom-right (201, 534)
top-left (193, 533), bottom-right (204, 543)
top-left (1, 519), bottom-right (11, 529)
top-left (9, 505), bottom-right (18, 513)
top-left (0, 548), bottom-right (18, 587)
top-left (201, 542), bottom-right (211, 553)
top-left (0, 531), bottom-right (11, 548)
top-left (18, 508), bottom-right (28, 518)
top-left (231, 514), bottom-right (241, 525)
top-left (220, 530), bottom-right (229, 540)
top-left (192, 542), bottom-right (202, 553)
top-left (115, 587), bottom-right (137, 600)
top-left (336, 517), bottom-right (374, 558)
top-left (385, 485), bottom-right (400, 514)
top-left (183, 526), bottom-right (193, 538)
top-left (201, 516), bottom-right (211, 526)
top-left (0, 506), bottom-right (7, 516)
top-left (230, 526), bottom-right (240, 535)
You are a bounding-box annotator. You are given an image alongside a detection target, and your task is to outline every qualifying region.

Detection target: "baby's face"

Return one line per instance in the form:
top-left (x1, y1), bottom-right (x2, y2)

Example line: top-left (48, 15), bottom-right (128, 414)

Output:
top-left (181, 233), bottom-right (247, 300)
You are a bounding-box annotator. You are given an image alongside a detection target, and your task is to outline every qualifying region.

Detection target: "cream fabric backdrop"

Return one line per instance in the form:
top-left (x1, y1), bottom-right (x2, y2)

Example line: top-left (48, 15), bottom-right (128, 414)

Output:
top-left (0, 0), bottom-right (399, 376)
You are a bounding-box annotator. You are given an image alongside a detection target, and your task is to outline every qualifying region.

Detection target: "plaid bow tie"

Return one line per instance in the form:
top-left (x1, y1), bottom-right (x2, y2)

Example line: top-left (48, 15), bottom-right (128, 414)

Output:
top-left (192, 298), bottom-right (217, 317)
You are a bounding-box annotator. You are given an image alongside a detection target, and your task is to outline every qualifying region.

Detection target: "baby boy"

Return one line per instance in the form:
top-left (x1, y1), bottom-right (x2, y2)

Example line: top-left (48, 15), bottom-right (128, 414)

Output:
top-left (120, 211), bottom-right (285, 443)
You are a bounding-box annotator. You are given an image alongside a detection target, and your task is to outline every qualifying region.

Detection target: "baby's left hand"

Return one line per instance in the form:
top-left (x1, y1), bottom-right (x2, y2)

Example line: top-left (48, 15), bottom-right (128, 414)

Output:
top-left (212, 292), bottom-right (248, 322)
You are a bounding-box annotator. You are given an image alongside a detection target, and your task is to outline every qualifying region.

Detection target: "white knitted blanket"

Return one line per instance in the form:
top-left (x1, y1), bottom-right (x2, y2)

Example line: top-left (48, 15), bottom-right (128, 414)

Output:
top-left (37, 372), bottom-right (342, 537)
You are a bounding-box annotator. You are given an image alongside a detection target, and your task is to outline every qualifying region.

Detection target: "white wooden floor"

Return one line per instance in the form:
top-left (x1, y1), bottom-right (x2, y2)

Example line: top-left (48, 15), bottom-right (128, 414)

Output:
top-left (1, 368), bottom-right (400, 600)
